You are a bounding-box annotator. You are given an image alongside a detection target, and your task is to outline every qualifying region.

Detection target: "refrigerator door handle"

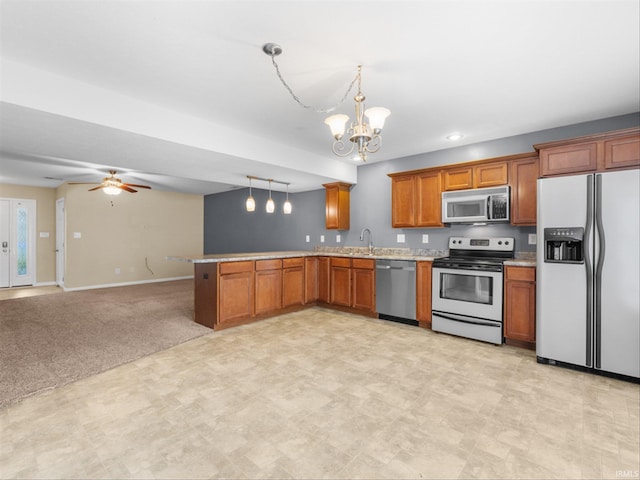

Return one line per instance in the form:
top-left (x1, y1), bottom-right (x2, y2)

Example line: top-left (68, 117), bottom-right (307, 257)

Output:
top-left (584, 175), bottom-right (594, 368)
top-left (594, 174), bottom-right (605, 369)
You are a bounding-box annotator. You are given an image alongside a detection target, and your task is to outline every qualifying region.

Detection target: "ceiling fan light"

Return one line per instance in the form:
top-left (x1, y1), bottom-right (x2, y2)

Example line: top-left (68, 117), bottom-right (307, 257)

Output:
top-left (324, 114), bottom-right (349, 140)
top-left (364, 107), bottom-right (390, 131)
top-left (103, 186), bottom-right (122, 196)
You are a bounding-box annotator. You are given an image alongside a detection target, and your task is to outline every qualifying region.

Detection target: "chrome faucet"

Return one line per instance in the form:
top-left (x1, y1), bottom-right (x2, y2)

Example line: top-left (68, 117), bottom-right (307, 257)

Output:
top-left (360, 228), bottom-right (374, 255)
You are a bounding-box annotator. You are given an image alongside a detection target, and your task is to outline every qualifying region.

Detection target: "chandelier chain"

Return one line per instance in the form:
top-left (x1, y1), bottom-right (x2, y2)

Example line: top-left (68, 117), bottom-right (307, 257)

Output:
top-left (269, 54), bottom-right (360, 114)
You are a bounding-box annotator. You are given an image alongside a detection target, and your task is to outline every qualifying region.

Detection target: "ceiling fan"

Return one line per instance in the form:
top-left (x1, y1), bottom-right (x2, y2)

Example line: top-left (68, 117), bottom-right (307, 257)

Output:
top-left (69, 170), bottom-right (152, 195)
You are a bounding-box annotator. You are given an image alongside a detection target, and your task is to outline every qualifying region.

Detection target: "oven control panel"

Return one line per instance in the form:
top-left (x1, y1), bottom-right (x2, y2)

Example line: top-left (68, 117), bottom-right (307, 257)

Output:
top-left (448, 237), bottom-right (515, 252)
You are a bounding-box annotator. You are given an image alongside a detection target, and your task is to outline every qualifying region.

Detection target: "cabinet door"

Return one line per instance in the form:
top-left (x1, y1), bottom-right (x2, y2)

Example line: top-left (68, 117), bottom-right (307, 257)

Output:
top-left (330, 258), bottom-right (351, 307)
top-left (416, 261), bottom-right (432, 328)
top-left (255, 269), bottom-right (282, 315)
top-left (474, 162), bottom-right (508, 187)
top-left (391, 174), bottom-right (415, 227)
top-left (504, 267), bottom-right (536, 343)
top-left (415, 171), bottom-right (443, 227)
top-left (318, 257), bottom-right (330, 303)
top-left (604, 135), bottom-right (640, 170)
top-left (323, 182), bottom-right (351, 230)
top-left (352, 267), bottom-right (375, 312)
top-left (219, 271), bottom-right (253, 324)
top-left (442, 167), bottom-right (473, 191)
top-left (539, 142), bottom-right (597, 176)
top-left (510, 156), bottom-right (539, 226)
top-left (283, 265), bottom-right (305, 308)
top-left (304, 257), bottom-right (318, 303)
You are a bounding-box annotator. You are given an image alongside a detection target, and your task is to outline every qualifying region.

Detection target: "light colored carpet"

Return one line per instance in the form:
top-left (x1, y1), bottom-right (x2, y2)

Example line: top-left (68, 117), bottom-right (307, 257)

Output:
top-left (0, 279), bottom-right (210, 409)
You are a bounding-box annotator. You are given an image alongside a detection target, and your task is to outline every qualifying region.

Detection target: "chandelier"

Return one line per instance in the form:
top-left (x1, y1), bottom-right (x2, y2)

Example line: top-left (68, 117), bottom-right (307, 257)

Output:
top-left (263, 43), bottom-right (390, 162)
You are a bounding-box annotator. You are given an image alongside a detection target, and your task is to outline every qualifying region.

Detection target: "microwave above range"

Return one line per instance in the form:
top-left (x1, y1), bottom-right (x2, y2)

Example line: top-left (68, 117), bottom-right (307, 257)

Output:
top-left (442, 185), bottom-right (510, 224)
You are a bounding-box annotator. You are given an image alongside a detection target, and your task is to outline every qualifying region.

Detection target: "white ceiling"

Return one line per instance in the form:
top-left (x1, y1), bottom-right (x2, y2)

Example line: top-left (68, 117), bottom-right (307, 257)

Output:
top-left (1, 0), bottom-right (639, 195)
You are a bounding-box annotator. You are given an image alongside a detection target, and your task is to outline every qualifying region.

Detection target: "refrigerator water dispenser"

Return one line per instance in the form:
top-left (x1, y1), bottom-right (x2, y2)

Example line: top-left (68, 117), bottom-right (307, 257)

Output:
top-left (544, 227), bottom-right (584, 263)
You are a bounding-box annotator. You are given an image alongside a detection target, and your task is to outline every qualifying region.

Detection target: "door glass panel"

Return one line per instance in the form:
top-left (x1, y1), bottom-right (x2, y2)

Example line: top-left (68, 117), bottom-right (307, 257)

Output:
top-left (448, 200), bottom-right (483, 218)
top-left (16, 207), bottom-right (27, 276)
top-left (440, 272), bottom-right (493, 305)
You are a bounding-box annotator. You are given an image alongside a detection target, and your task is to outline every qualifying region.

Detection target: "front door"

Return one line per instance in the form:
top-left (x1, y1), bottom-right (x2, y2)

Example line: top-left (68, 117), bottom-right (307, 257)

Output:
top-left (0, 198), bottom-right (36, 288)
top-left (0, 200), bottom-right (9, 288)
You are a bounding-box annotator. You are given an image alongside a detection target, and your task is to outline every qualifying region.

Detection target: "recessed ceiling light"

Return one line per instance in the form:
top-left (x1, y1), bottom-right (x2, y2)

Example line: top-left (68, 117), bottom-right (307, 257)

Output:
top-left (446, 133), bottom-right (464, 141)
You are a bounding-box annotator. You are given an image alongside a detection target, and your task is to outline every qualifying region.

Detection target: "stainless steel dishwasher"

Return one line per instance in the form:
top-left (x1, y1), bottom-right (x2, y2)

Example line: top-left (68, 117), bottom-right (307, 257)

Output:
top-left (375, 259), bottom-right (417, 325)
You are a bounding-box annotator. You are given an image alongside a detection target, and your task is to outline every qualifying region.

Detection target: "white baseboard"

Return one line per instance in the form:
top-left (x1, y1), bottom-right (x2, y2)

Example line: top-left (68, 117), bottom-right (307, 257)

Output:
top-left (62, 276), bottom-right (194, 292)
top-left (34, 281), bottom-right (57, 287)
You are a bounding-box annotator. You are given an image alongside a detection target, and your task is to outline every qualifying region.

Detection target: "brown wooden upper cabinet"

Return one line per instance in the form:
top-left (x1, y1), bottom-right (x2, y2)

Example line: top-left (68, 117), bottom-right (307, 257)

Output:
top-left (509, 154), bottom-right (539, 226)
top-left (323, 182), bottom-right (351, 230)
top-left (389, 170), bottom-right (443, 228)
top-left (389, 153), bottom-right (532, 228)
top-left (442, 161), bottom-right (508, 191)
top-left (535, 127), bottom-right (639, 177)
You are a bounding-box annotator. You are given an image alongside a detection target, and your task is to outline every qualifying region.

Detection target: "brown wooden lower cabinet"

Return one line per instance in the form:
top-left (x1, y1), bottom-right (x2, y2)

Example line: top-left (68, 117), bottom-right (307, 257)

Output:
top-left (254, 259), bottom-right (282, 315)
top-left (330, 257), bottom-right (352, 307)
top-left (504, 265), bottom-right (536, 348)
top-left (283, 257), bottom-right (305, 308)
top-left (317, 257), bottom-right (330, 303)
top-left (218, 261), bottom-right (254, 326)
top-left (351, 258), bottom-right (375, 313)
top-left (416, 261), bottom-right (433, 328)
top-left (304, 257), bottom-right (318, 303)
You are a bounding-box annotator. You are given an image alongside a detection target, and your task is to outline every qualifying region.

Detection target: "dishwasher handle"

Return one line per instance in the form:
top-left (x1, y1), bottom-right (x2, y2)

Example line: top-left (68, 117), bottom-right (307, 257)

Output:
top-left (376, 265), bottom-right (415, 271)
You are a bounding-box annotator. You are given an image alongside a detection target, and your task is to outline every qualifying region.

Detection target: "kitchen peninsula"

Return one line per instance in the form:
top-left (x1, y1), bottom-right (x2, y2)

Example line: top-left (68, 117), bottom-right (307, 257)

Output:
top-left (168, 249), bottom-right (444, 331)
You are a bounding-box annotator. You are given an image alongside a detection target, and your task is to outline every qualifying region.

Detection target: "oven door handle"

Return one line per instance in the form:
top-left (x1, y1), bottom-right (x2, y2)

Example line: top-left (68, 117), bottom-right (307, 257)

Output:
top-left (432, 311), bottom-right (501, 327)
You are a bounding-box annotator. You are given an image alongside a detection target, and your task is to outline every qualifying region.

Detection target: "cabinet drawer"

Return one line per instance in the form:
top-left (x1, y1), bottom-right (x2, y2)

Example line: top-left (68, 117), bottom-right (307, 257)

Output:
top-left (219, 261), bottom-right (253, 275)
top-left (330, 257), bottom-right (351, 268)
top-left (505, 266), bottom-right (535, 282)
top-left (352, 258), bottom-right (375, 269)
top-left (255, 259), bottom-right (282, 271)
top-left (283, 257), bottom-right (304, 268)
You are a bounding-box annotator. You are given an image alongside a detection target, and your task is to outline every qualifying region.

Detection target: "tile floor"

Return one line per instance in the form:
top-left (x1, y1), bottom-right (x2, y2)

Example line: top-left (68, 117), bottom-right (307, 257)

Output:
top-left (1, 307), bottom-right (638, 479)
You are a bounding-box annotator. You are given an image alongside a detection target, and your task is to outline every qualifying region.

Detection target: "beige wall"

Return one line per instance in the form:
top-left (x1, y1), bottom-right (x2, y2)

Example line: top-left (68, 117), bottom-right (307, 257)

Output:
top-left (0, 184), bottom-right (57, 284)
top-left (59, 185), bottom-right (202, 289)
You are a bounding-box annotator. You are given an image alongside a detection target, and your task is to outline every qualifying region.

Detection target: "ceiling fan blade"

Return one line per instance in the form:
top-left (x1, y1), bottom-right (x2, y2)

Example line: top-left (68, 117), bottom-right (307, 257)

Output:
top-left (68, 182), bottom-right (101, 185)
top-left (122, 183), bottom-right (151, 189)
top-left (120, 185), bottom-right (137, 193)
top-left (88, 185), bottom-right (105, 191)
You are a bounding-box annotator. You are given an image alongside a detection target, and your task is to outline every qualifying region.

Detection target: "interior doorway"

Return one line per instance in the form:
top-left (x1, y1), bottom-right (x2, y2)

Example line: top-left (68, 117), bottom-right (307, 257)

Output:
top-left (0, 198), bottom-right (36, 288)
top-left (56, 198), bottom-right (65, 287)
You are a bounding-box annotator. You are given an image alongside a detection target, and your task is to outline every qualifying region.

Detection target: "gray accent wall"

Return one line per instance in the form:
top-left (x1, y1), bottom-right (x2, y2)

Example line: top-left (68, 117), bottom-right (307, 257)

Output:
top-left (204, 113), bottom-right (639, 254)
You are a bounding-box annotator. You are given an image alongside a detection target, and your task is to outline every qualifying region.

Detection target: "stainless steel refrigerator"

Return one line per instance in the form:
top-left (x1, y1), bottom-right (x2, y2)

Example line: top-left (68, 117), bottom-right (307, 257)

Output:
top-left (536, 169), bottom-right (639, 379)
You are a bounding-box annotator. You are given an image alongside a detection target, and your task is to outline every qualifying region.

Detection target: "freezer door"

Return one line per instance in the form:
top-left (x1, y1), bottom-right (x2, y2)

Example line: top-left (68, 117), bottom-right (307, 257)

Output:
top-left (536, 174), bottom-right (592, 367)
top-left (596, 170), bottom-right (640, 378)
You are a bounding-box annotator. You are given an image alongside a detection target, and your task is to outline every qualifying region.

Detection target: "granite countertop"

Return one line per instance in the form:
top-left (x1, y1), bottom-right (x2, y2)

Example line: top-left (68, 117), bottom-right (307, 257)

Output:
top-left (167, 248), bottom-right (443, 264)
top-left (168, 247), bottom-right (536, 265)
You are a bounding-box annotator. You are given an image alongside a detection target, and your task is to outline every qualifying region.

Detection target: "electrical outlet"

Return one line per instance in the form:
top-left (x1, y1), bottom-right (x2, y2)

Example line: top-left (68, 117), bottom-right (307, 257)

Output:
top-left (305, 235), bottom-right (310, 243)
top-left (320, 235), bottom-right (325, 243)
top-left (422, 234), bottom-right (429, 244)
top-left (528, 233), bottom-right (537, 245)
top-left (397, 234), bottom-right (406, 243)
top-left (336, 234), bottom-right (341, 243)
top-left (115, 267), bottom-right (121, 275)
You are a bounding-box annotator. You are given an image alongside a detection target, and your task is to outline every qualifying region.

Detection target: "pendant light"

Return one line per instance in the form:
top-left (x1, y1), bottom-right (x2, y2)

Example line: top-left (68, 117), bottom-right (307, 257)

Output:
top-left (245, 177), bottom-right (256, 212)
top-left (283, 184), bottom-right (292, 215)
top-left (266, 180), bottom-right (275, 213)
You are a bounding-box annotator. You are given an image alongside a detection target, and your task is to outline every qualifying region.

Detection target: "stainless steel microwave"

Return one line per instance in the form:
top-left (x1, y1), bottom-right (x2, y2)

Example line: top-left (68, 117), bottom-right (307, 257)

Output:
top-left (442, 186), bottom-right (510, 224)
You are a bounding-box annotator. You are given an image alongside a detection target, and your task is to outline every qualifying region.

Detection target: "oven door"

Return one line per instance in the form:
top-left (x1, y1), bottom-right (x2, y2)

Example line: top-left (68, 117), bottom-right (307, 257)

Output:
top-left (431, 267), bottom-right (503, 321)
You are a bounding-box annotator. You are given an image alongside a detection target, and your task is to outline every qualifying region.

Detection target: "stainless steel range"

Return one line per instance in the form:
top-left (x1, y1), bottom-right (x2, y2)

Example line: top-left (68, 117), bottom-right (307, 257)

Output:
top-left (431, 237), bottom-right (515, 345)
